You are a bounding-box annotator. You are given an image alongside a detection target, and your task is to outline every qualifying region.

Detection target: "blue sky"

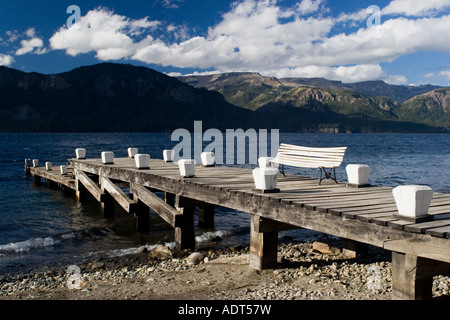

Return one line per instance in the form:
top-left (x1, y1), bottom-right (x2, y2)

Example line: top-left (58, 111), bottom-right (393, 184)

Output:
top-left (1, 0), bottom-right (450, 86)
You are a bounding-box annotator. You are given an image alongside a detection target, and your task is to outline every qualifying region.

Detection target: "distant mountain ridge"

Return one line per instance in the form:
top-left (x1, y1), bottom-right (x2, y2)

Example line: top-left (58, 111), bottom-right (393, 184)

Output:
top-left (179, 72), bottom-right (448, 131)
top-left (180, 72), bottom-right (440, 102)
top-left (0, 63), bottom-right (447, 133)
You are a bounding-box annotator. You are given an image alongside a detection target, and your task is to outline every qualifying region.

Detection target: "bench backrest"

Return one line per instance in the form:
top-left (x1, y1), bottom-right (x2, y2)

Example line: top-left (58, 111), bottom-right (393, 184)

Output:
top-left (272, 143), bottom-right (347, 169)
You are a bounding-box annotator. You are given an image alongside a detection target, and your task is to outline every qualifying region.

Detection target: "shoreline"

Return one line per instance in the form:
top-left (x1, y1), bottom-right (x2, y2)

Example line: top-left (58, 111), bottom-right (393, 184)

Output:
top-left (1, 237), bottom-right (449, 301)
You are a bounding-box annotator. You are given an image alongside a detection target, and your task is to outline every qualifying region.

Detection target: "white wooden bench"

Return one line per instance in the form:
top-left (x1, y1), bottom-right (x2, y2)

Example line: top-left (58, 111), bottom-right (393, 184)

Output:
top-left (269, 143), bottom-right (347, 184)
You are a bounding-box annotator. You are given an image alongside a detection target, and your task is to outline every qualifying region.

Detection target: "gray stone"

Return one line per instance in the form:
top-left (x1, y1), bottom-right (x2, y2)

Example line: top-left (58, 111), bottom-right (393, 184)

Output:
top-left (149, 245), bottom-right (173, 260)
top-left (186, 252), bottom-right (204, 265)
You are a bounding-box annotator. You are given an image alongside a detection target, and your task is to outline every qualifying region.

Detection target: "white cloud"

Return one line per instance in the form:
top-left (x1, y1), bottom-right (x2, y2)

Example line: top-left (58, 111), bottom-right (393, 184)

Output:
top-left (439, 71), bottom-right (450, 80)
top-left (49, 7), bottom-right (160, 60)
top-left (0, 54), bottom-right (14, 66)
top-left (295, 0), bottom-right (324, 16)
top-left (9, 28), bottom-right (47, 56)
top-left (134, 0), bottom-right (334, 70)
top-left (16, 38), bottom-right (45, 55)
top-left (263, 64), bottom-right (407, 84)
top-left (424, 70), bottom-right (450, 81)
top-left (6, 30), bottom-right (20, 42)
top-left (159, 0), bottom-right (184, 9)
top-left (336, 8), bottom-right (369, 23)
top-left (47, 1), bottom-right (450, 84)
top-left (309, 15), bottom-right (450, 66)
top-left (382, 0), bottom-right (450, 17)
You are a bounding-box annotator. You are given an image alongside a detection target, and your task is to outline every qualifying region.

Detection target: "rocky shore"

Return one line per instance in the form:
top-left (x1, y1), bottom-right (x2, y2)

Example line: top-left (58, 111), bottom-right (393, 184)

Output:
top-left (1, 236), bottom-right (449, 301)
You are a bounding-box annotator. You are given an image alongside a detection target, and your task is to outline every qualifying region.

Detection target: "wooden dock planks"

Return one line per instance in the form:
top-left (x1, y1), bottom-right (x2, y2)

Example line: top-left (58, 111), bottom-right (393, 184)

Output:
top-left (29, 166), bottom-right (75, 190)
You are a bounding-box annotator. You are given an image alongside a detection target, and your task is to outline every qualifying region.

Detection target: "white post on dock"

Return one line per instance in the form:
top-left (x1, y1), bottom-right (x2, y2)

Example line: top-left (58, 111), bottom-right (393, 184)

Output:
top-left (128, 148), bottom-right (138, 158)
top-left (45, 162), bottom-right (52, 171)
top-left (60, 165), bottom-right (67, 175)
top-left (32, 159), bottom-right (39, 167)
top-left (178, 159), bottom-right (196, 178)
top-left (258, 157), bottom-right (278, 169)
top-left (163, 150), bottom-right (174, 163)
top-left (201, 152), bottom-right (215, 167)
top-left (392, 185), bottom-right (434, 222)
top-left (101, 152), bottom-right (114, 164)
top-left (346, 164), bottom-right (371, 187)
top-left (135, 154), bottom-right (150, 170)
top-left (76, 148), bottom-right (86, 160)
top-left (252, 167), bottom-right (280, 193)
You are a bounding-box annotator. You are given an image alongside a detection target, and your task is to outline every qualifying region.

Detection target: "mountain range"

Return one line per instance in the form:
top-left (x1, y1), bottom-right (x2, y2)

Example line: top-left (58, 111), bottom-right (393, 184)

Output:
top-left (0, 63), bottom-right (448, 133)
top-left (179, 72), bottom-right (450, 131)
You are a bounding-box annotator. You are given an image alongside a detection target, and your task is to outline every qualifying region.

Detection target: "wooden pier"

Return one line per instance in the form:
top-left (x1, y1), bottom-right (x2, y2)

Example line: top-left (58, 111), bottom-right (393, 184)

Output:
top-left (26, 155), bottom-right (450, 300)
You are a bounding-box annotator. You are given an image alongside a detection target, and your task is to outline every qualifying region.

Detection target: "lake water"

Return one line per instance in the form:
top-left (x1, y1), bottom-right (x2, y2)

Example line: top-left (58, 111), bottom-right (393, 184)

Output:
top-left (0, 132), bottom-right (449, 276)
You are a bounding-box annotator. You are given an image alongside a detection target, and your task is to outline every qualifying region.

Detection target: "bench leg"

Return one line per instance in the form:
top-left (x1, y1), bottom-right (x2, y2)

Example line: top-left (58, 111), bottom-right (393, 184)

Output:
top-left (319, 167), bottom-right (338, 185)
top-left (279, 164), bottom-right (286, 177)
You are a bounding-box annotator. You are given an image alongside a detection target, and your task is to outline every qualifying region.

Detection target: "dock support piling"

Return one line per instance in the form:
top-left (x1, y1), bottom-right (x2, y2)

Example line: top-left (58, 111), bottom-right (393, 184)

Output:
top-left (198, 205), bottom-right (215, 228)
top-left (48, 179), bottom-right (58, 189)
top-left (133, 198), bottom-right (150, 233)
top-left (24, 159), bottom-right (31, 175)
top-left (33, 175), bottom-right (42, 186)
top-left (174, 205), bottom-right (196, 251)
top-left (75, 176), bottom-right (87, 203)
top-left (342, 239), bottom-right (368, 258)
top-left (391, 252), bottom-right (450, 300)
top-left (101, 191), bottom-right (115, 218)
top-left (164, 192), bottom-right (176, 207)
top-left (250, 215), bottom-right (278, 270)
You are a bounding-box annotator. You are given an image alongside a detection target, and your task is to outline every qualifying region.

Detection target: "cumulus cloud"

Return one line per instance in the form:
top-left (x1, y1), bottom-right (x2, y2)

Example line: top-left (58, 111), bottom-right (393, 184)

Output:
top-left (0, 54), bottom-right (14, 66)
top-left (382, 0), bottom-right (450, 17)
top-left (47, 0), bottom-right (450, 84)
top-left (424, 70), bottom-right (450, 82)
top-left (295, 0), bottom-right (324, 15)
top-left (16, 38), bottom-right (45, 55)
top-left (263, 64), bottom-right (407, 84)
top-left (4, 28), bottom-right (47, 56)
top-left (49, 7), bottom-right (160, 60)
top-left (159, 0), bottom-right (184, 9)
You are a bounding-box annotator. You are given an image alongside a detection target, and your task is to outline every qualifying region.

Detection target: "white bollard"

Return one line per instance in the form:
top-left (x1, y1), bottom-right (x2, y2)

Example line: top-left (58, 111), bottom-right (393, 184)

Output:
top-left (45, 162), bottom-right (52, 171)
top-left (392, 185), bottom-right (434, 222)
top-left (128, 148), bottom-right (138, 158)
top-left (346, 164), bottom-right (371, 187)
top-left (163, 150), bottom-right (174, 163)
top-left (60, 165), bottom-right (67, 175)
top-left (258, 157), bottom-right (278, 169)
top-left (101, 151), bottom-right (114, 164)
top-left (201, 152), bottom-right (215, 167)
top-left (252, 167), bottom-right (280, 193)
top-left (75, 148), bottom-right (86, 160)
top-left (135, 154), bottom-right (150, 170)
top-left (178, 159), bottom-right (196, 178)
top-left (32, 159), bottom-right (39, 167)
